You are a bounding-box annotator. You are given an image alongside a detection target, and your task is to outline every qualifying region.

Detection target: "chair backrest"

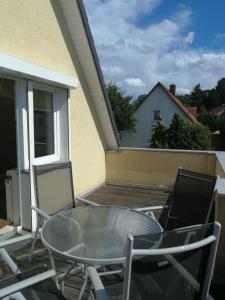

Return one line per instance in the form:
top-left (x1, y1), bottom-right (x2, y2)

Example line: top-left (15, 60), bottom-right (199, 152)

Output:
top-left (123, 222), bottom-right (220, 300)
top-left (33, 162), bottom-right (75, 215)
top-left (160, 168), bottom-right (217, 230)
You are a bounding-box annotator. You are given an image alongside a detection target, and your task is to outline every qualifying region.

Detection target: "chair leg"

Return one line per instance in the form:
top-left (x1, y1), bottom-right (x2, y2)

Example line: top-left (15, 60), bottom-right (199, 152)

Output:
top-left (28, 215), bottom-right (42, 262)
top-left (78, 270), bottom-right (88, 300)
top-left (48, 249), bottom-right (60, 290)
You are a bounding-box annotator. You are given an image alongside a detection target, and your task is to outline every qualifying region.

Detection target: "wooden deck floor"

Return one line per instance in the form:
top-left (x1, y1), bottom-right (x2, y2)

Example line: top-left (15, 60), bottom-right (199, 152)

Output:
top-left (86, 184), bottom-right (169, 208)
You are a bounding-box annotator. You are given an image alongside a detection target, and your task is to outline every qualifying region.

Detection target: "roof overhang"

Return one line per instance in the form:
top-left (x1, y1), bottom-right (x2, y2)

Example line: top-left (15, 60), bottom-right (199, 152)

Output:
top-left (0, 52), bottom-right (78, 89)
top-left (54, 0), bottom-right (119, 150)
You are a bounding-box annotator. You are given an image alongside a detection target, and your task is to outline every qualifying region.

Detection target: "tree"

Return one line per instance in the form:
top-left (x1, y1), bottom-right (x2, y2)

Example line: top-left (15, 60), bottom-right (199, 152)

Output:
top-left (106, 82), bottom-right (136, 132)
top-left (133, 94), bottom-right (147, 110)
top-left (190, 84), bottom-right (209, 110)
top-left (216, 78), bottom-right (225, 99)
top-left (217, 112), bottom-right (225, 138)
top-left (198, 106), bottom-right (219, 132)
top-left (178, 78), bottom-right (225, 111)
top-left (150, 118), bottom-right (168, 149)
top-left (150, 113), bottom-right (212, 150)
top-left (178, 94), bottom-right (193, 107)
top-left (182, 123), bottom-right (212, 150)
top-left (208, 78), bottom-right (225, 108)
top-left (167, 114), bottom-right (185, 149)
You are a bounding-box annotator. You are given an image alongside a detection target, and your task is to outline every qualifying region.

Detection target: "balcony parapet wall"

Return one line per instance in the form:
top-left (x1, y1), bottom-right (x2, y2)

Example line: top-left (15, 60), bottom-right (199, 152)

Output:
top-left (106, 147), bottom-right (218, 188)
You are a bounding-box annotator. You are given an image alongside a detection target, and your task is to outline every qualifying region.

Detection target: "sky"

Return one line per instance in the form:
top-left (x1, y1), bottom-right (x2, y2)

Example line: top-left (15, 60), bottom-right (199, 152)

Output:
top-left (83, 0), bottom-right (225, 97)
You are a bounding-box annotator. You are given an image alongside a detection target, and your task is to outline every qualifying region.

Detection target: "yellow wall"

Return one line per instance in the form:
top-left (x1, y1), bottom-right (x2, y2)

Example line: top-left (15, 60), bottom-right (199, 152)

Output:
top-left (70, 88), bottom-right (106, 196)
top-left (215, 194), bottom-right (225, 282)
top-left (214, 159), bottom-right (225, 282)
top-left (106, 148), bottom-right (216, 187)
top-left (0, 0), bottom-right (106, 195)
top-left (215, 159), bottom-right (225, 177)
top-left (0, 0), bottom-right (75, 76)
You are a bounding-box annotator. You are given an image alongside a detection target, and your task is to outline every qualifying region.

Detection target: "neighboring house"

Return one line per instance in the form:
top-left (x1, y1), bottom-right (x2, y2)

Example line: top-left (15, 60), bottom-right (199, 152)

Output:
top-left (121, 82), bottom-right (197, 148)
top-left (186, 106), bottom-right (198, 119)
top-left (210, 105), bottom-right (225, 116)
top-left (0, 0), bottom-right (119, 231)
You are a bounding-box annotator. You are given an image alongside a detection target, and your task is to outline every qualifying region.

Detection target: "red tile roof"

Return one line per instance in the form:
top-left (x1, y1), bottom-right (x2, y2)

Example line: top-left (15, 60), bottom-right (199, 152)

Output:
top-left (186, 107), bottom-right (198, 118)
top-left (210, 106), bottom-right (224, 114)
top-left (153, 82), bottom-right (198, 122)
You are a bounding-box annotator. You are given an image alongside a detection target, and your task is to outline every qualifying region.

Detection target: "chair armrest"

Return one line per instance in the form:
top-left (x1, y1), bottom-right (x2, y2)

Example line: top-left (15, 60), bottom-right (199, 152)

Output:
top-left (0, 234), bottom-right (32, 248)
top-left (0, 269), bottom-right (56, 298)
top-left (76, 197), bottom-right (101, 207)
top-left (135, 205), bottom-right (168, 212)
top-left (0, 229), bottom-right (16, 242)
top-left (31, 206), bottom-right (51, 220)
top-left (87, 266), bottom-right (111, 300)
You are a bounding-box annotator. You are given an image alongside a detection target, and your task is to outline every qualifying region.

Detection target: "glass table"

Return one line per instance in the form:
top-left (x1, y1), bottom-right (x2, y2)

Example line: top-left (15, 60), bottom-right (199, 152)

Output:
top-left (41, 205), bottom-right (162, 266)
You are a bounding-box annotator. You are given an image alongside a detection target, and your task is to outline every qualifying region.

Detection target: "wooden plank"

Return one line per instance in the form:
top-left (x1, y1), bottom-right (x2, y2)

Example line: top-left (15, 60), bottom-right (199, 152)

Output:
top-left (86, 184), bottom-right (168, 208)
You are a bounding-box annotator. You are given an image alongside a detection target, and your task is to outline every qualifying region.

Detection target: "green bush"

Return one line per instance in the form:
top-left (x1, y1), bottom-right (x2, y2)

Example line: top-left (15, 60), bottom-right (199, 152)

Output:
top-left (150, 113), bottom-right (212, 150)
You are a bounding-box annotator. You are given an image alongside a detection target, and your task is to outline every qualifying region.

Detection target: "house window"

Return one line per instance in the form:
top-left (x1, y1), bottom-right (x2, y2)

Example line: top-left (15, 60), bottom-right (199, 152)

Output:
top-left (154, 110), bottom-right (160, 121)
top-left (33, 89), bottom-right (54, 158)
top-left (28, 82), bottom-right (69, 166)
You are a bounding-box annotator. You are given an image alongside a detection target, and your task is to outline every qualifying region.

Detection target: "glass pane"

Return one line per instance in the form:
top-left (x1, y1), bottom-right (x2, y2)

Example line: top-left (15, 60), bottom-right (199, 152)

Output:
top-left (154, 110), bottom-right (160, 121)
top-left (33, 89), bottom-right (54, 158)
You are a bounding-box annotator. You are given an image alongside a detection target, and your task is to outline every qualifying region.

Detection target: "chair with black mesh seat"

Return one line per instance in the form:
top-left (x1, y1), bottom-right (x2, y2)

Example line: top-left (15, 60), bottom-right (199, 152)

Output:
top-left (88, 222), bottom-right (220, 300)
top-left (29, 161), bottom-right (99, 261)
top-left (136, 168), bottom-right (218, 231)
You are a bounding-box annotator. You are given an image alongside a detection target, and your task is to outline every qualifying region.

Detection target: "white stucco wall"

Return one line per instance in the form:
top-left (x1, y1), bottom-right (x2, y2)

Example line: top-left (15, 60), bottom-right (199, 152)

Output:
top-left (121, 86), bottom-right (191, 147)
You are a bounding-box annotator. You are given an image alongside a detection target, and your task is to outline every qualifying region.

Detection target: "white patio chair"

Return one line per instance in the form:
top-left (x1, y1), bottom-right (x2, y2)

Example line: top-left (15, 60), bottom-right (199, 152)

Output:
top-left (0, 247), bottom-right (64, 299)
top-left (29, 161), bottom-right (99, 262)
top-left (88, 222), bottom-right (220, 300)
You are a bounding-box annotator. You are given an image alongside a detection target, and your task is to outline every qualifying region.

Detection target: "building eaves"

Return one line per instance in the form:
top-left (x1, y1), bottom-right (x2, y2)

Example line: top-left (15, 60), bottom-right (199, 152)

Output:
top-left (77, 0), bottom-right (120, 146)
top-left (54, 0), bottom-right (120, 149)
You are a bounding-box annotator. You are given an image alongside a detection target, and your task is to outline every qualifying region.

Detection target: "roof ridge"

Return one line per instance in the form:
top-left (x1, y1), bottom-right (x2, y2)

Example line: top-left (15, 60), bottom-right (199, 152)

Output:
top-left (135, 81), bottom-right (198, 123)
top-left (158, 82), bottom-right (198, 123)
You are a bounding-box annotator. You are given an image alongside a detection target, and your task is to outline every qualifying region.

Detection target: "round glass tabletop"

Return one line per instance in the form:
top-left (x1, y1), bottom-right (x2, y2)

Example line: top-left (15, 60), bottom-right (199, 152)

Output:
top-left (41, 206), bottom-right (162, 265)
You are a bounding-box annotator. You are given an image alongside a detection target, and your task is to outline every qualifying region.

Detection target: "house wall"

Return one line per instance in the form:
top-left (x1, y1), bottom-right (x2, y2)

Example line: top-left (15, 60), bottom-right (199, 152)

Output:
top-left (121, 87), bottom-right (191, 147)
top-left (0, 0), bottom-right (106, 196)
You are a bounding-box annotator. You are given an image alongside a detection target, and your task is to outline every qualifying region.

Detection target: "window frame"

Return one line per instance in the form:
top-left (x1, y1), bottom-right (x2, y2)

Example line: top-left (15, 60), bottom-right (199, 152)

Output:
top-left (30, 83), bottom-right (60, 165)
top-left (153, 110), bottom-right (160, 121)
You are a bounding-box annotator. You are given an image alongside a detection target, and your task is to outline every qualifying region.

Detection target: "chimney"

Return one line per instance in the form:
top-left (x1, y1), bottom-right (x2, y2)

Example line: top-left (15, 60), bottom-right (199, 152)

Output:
top-left (169, 84), bottom-right (176, 96)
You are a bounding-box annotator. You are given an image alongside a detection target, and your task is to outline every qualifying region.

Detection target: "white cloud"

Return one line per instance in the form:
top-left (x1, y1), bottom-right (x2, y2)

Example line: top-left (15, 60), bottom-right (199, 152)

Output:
top-left (183, 32), bottom-right (195, 44)
top-left (216, 33), bottom-right (225, 41)
top-left (177, 88), bottom-right (191, 95)
top-left (124, 78), bottom-right (146, 87)
top-left (102, 66), bottom-right (123, 75)
top-left (83, 0), bottom-right (225, 96)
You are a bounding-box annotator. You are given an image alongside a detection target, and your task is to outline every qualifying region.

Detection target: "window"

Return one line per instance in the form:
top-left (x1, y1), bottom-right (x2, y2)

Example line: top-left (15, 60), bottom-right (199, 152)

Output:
top-left (33, 89), bottom-right (54, 158)
top-left (154, 110), bottom-right (160, 121)
top-left (28, 82), bottom-right (69, 166)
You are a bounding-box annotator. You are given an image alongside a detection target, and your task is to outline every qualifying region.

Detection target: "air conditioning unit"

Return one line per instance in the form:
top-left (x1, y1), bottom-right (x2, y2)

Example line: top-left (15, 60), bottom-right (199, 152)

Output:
top-left (5, 169), bottom-right (20, 225)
